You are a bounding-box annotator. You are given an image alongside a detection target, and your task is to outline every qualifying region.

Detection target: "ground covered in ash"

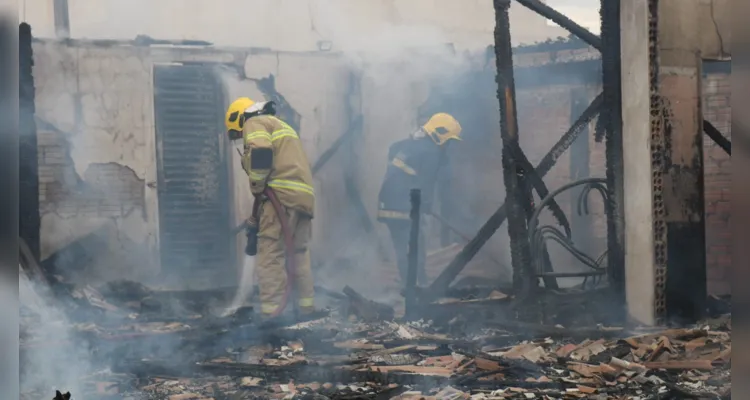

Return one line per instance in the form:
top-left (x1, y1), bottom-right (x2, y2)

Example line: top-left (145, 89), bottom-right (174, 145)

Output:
top-left (20, 275), bottom-right (731, 400)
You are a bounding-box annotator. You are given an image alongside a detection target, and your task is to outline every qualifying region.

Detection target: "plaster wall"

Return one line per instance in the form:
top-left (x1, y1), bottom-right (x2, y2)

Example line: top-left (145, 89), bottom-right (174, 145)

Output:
top-left (697, 0), bottom-right (731, 60)
top-left (33, 41), bottom-right (159, 283)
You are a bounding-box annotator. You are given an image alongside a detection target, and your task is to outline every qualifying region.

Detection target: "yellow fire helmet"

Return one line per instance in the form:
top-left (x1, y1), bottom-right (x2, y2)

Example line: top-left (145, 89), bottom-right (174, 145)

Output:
top-left (225, 97), bottom-right (255, 137)
top-left (422, 113), bottom-right (462, 146)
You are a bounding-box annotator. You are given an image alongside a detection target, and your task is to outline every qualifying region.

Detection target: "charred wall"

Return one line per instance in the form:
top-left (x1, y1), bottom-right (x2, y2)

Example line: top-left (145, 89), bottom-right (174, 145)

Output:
top-left (20, 23), bottom-right (40, 260)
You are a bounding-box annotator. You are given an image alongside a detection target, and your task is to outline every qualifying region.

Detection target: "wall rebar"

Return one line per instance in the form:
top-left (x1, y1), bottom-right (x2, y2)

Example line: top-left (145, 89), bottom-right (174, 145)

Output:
top-left (427, 93), bottom-right (604, 298)
top-left (493, 0), bottom-right (534, 295)
top-left (599, 0), bottom-right (625, 310)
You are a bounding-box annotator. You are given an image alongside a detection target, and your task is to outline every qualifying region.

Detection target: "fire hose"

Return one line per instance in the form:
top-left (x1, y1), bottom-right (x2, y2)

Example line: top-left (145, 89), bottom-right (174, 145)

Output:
top-left (246, 187), bottom-right (297, 318)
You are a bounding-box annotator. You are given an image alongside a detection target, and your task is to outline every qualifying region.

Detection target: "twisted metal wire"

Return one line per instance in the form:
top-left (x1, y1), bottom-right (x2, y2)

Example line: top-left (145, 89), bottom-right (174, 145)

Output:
top-left (527, 178), bottom-right (610, 288)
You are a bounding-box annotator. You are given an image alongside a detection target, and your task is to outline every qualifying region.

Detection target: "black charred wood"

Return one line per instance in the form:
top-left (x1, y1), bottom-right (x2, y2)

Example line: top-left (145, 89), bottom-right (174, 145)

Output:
top-left (343, 286), bottom-right (395, 322)
top-left (116, 359), bottom-right (451, 387)
top-left (406, 189), bottom-right (421, 320)
top-left (53, 391), bottom-right (72, 400)
top-left (486, 320), bottom-right (627, 341)
top-left (493, 0), bottom-right (535, 296)
top-left (600, 0), bottom-right (626, 316)
top-left (427, 94), bottom-right (604, 299)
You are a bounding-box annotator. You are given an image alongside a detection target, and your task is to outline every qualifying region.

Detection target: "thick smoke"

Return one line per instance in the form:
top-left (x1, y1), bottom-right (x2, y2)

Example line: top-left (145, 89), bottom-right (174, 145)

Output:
top-left (20, 268), bottom-right (93, 397)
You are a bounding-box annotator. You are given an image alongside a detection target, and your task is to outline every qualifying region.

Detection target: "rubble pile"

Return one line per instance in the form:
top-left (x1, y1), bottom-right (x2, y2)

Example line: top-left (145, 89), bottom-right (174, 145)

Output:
top-left (19, 275), bottom-right (731, 400)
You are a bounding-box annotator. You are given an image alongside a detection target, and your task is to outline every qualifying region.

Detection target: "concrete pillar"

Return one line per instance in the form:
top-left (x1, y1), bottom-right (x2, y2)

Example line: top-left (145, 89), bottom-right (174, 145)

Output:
top-left (620, 0), bottom-right (655, 325)
top-left (569, 88), bottom-right (592, 255)
top-left (658, 0), bottom-right (706, 323)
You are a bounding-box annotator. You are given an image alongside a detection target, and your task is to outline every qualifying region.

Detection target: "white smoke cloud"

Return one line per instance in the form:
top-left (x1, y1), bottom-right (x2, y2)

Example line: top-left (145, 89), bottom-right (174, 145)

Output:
top-left (20, 269), bottom-right (93, 397)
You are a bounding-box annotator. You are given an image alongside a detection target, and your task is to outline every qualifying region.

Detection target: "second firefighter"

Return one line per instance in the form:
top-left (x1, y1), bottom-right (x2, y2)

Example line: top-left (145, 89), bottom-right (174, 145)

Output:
top-left (377, 113), bottom-right (462, 285)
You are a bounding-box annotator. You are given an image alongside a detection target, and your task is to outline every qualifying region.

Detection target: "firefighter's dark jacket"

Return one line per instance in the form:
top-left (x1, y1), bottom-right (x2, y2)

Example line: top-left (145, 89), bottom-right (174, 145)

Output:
top-left (377, 136), bottom-right (449, 220)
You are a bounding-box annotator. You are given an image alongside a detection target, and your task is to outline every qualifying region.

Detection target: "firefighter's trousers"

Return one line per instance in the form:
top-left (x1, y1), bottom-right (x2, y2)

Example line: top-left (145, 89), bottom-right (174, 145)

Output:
top-left (384, 218), bottom-right (427, 286)
top-left (256, 200), bottom-right (315, 316)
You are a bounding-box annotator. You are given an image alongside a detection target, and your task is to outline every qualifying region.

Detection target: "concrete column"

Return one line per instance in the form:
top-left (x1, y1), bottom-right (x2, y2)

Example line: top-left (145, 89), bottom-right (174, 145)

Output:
top-left (620, 0), bottom-right (655, 325)
top-left (658, 0), bottom-right (707, 323)
top-left (569, 88), bottom-right (592, 255)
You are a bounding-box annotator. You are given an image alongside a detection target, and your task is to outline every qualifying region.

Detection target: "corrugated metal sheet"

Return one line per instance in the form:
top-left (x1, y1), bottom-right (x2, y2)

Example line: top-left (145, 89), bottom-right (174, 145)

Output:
top-left (154, 65), bottom-right (231, 278)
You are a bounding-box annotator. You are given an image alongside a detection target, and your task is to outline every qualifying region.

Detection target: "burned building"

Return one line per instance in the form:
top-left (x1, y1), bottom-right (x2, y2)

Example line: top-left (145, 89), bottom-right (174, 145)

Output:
top-left (19, 0), bottom-right (732, 398)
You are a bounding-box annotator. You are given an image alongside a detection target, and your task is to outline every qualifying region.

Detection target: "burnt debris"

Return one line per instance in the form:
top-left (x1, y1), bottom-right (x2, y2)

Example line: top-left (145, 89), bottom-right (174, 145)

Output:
top-left (20, 275), bottom-right (731, 399)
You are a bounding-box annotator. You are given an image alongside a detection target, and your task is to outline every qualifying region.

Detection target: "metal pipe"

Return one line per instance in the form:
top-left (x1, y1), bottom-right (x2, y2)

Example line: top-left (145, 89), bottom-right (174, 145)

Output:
top-left (405, 188), bottom-right (421, 320)
top-left (514, 0), bottom-right (602, 50)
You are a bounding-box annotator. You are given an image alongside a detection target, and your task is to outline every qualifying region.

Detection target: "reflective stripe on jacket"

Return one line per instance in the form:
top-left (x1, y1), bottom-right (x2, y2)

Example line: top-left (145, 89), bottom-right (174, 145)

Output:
top-left (377, 136), bottom-right (448, 217)
top-left (242, 115), bottom-right (315, 217)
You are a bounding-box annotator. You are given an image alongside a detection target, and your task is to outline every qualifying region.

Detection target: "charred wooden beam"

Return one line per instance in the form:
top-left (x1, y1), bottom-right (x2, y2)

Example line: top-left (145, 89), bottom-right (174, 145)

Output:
top-left (514, 0), bottom-right (602, 50)
top-left (600, 0), bottom-right (626, 313)
top-left (116, 358), bottom-right (450, 387)
top-left (494, 0), bottom-right (534, 295)
top-left (406, 189), bottom-right (421, 320)
top-left (343, 285), bottom-right (395, 322)
top-left (512, 147), bottom-right (571, 239)
top-left (427, 93), bottom-right (604, 299)
top-left (703, 119), bottom-right (731, 156)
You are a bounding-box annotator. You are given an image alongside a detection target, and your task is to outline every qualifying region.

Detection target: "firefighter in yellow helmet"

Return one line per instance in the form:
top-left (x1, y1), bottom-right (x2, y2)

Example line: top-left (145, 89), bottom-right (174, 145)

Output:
top-left (377, 113), bottom-right (462, 285)
top-left (225, 97), bottom-right (316, 319)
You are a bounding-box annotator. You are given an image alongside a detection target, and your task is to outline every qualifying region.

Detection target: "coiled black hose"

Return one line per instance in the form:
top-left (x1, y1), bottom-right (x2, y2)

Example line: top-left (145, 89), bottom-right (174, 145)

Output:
top-left (527, 178), bottom-right (610, 288)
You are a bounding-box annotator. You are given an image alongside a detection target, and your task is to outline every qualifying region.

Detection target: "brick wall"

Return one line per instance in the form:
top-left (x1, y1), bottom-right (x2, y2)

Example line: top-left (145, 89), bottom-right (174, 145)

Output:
top-left (37, 128), bottom-right (145, 220)
top-left (702, 71), bottom-right (731, 295)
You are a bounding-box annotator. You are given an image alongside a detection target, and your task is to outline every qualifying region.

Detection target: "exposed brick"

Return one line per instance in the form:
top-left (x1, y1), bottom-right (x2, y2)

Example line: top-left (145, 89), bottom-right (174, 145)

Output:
top-left (702, 71), bottom-right (731, 295)
top-left (37, 132), bottom-right (145, 219)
